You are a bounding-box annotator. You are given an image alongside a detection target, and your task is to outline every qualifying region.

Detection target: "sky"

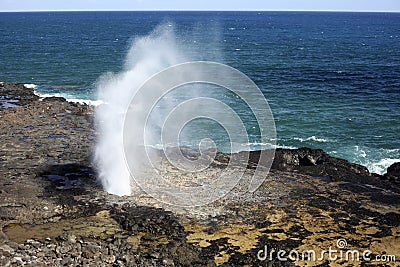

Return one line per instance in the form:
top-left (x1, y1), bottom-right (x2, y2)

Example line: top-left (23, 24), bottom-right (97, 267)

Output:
top-left (0, 0), bottom-right (399, 12)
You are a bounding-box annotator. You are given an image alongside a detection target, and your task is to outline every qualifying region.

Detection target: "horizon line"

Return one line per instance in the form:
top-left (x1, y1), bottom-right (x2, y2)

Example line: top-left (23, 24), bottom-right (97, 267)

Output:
top-left (1, 9), bottom-right (399, 13)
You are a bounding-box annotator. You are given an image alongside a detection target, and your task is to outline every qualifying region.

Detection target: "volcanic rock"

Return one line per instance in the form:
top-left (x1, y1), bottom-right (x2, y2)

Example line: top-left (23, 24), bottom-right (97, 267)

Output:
top-left (0, 82), bottom-right (399, 266)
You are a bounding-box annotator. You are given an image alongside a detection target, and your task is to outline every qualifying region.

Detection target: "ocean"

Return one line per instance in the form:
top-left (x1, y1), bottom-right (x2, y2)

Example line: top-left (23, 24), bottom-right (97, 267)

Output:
top-left (1, 11), bottom-right (399, 174)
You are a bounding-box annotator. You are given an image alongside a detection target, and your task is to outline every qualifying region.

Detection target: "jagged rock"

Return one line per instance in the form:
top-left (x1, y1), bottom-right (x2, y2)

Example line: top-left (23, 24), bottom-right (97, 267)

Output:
top-left (384, 162), bottom-right (400, 183)
top-left (270, 147), bottom-right (378, 183)
top-left (0, 82), bottom-right (39, 107)
top-left (244, 147), bottom-right (388, 188)
top-left (110, 206), bottom-right (186, 239)
top-left (0, 244), bottom-right (15, 256)
top-left (386, 162), bottom-right (400, 177)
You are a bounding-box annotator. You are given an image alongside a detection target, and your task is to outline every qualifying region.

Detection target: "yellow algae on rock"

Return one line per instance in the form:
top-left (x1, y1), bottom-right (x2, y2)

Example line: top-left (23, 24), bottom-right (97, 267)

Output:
top-left (185, 222), bottom-right (266, 264)
top-left (214, 251), bottom-right (230, 265)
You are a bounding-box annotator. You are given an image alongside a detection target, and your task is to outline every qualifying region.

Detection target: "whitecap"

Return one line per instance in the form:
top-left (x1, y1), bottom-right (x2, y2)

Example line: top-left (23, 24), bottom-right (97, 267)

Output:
top-left (275, 144), bottom-right (297, 149)
top-left (34, 90), bottom-right (102, 106)
top-left (36, 92), bottom-right (64, 98)
top-left (293, 137), bottom-right (305, 142)
top-left (241, 142), bottom-right (295, 150)
top-left (306, 136), bottom-right (329, 142)
top-left (24, 83), bottom-right (37, 89)
top-left (293, 136), bottom-right (329, 143)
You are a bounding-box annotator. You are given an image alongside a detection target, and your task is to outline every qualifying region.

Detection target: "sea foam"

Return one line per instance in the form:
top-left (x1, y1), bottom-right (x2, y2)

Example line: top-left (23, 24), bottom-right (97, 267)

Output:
top-left (24, 83), bottom-right (37, 89)
top-left (293, 136), bottom-right (329, 143)
top-left (367, 158), bottom-right (400, 175)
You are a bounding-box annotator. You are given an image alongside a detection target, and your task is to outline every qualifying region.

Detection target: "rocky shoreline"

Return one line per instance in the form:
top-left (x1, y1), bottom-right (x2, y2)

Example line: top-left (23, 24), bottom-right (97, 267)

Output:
top-left (0, 82), bottom-right (399, 266)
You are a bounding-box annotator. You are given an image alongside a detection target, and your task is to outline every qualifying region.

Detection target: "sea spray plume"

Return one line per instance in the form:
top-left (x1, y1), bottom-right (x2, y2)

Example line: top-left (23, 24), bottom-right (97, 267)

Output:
top-left (94, 24), bottom-right (185, 196)
top-left (95, 24), bottom-right (276, 204)
top-left (122, 61), bottom-right (276, 206)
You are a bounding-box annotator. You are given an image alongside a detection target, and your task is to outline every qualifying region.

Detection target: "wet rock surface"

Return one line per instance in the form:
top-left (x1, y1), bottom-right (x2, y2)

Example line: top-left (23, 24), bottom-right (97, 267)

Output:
top-left (0, 82), bottom-right (399, 266)
top-left (270, 147), bottom-right (400, 192)
top-left (384, 162), bottom-right (400, 185)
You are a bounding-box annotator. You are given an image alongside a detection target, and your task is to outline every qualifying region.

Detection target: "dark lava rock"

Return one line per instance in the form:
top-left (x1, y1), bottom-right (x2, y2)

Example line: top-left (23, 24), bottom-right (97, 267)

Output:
top-left (244, 147), bottom-right (399, 192)
top-left (0, 82), bottom-right (39, 107)
top-left (259, 147), bottom-right (390, 187)
top-left (384, 162), bottom-right (400, 182)
top-left (111, 205), bottom-right (186, 239)
top-left (382, 164), bottom-right (400, 191)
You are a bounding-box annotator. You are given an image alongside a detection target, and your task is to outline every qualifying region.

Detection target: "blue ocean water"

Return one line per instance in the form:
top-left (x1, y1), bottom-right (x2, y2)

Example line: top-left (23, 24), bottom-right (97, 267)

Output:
top-left (0, 11), bottom-right (399, 174)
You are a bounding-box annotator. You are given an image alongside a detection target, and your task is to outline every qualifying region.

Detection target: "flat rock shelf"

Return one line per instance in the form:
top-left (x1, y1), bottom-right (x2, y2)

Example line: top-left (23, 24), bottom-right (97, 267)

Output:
top-left (0, 82), bottom-right (399, 266)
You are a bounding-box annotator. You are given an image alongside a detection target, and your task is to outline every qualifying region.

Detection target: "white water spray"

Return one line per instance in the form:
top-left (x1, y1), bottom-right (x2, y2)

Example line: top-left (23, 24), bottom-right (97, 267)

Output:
top-left (94, 24), bottom-right (186, 196)
top-left (94, 24), bottom-right (276, 204)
